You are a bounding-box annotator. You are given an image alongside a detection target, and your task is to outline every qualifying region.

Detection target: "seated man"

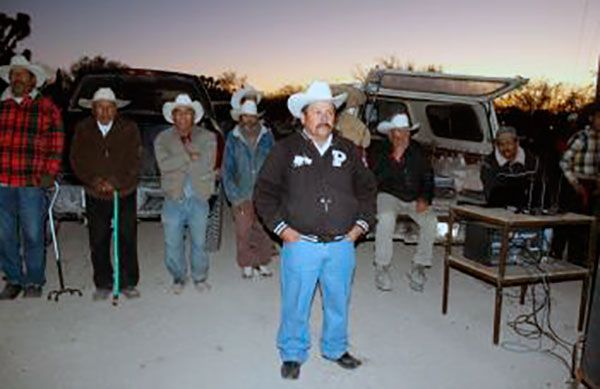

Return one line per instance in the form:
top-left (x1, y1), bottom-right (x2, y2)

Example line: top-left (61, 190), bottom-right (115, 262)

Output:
top-left (480, 126), bottom-right (536, 208)
top-left (373, 113), bottom-right (437, 293)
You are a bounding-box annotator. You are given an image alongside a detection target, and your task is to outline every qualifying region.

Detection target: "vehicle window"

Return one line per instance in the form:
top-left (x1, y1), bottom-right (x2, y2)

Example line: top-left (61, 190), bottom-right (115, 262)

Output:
top-left (364, 99), bottom-right (409, 132)
top-left (426, 104), bottom-right (483, 142)
top-left (71, 74), bottom-right (204, 113)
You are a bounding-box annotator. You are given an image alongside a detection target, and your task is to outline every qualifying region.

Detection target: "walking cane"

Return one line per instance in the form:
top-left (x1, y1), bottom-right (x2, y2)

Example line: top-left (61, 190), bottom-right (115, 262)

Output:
top-left (112, 190), bottom-right (120, 306)
top-left (47, 181), bottom-right (83, 301)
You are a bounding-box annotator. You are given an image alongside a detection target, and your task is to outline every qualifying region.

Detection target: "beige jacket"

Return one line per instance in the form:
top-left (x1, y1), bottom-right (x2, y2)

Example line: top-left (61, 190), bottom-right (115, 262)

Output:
top-left (154, 126), bottom-right (217, 201)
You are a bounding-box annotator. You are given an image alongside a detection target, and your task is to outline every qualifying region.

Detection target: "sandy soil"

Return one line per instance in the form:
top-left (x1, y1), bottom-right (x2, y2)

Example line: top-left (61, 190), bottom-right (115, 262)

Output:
top-left (0, 208), bottom-right (583, 389)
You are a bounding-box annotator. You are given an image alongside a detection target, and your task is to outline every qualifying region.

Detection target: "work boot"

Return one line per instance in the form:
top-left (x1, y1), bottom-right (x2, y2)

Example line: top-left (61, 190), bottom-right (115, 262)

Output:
top-left (23, 285), bottom-right (43, 298)
top-left (0, 283), bottom-right (22, 300)
top-left (280, 361), bottom-right (301, 379)
top-left (406, 263), bottom-right (427, 292)
top-left (374, 265), bottom-right (392, 291)
top-left (326, 352), bottom-right (362, 369)
top-left (171, 281), bottom-right (185, 295)
top-left (92, 288), bottom-right (111, 301)
top-left (121, 286), bottom-right (141, 299)
top-left (193, 280), bottom-right (211, 293)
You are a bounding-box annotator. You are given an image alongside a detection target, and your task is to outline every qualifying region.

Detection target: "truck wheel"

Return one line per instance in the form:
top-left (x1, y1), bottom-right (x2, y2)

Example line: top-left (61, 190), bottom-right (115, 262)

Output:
top-left (205, 187), bottom-right (224, 252)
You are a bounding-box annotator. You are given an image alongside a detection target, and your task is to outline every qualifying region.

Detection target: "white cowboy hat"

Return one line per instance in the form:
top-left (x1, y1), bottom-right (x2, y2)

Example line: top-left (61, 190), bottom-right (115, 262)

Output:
top-left (230, 100), bottom-right (263, 121)
top-left (377, 113), bottom-right (420, 135)
top-left (287, 81), bottom-right (347, 119)
top-left (230, 85), bottom-right (263, 110)
top-left (162, 94), bottom-right (204, 124)
top-left (0, 54), bottom-right (47, 88)
top-left (78, 87), bottom-right (130, 109)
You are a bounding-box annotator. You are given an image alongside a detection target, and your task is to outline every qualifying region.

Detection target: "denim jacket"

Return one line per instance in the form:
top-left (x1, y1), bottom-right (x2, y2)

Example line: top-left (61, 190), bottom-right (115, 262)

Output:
top-left (222, 124), bottom-right (274, 206)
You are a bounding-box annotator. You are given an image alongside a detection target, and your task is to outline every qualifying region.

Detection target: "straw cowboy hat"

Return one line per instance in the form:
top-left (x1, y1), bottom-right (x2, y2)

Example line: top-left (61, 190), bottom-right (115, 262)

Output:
top-left (231, 100), bottom-right (263, 121)
top-left (336, 112), bottom-right (371, 148)
top-left (287, 81), bottom-right (347, 119)
top-left (0, 54), bottom-right (47, 88)
top-left (230, 85), bottom-right (263, 110)
top-left (331, 84), bottom-right (366, 109)
top-left (162, 93), bottom-right (204, 124)
top-left (377, 113), bottom-right (420, 135)
top-left (79, 87), bottom-right (130, 109)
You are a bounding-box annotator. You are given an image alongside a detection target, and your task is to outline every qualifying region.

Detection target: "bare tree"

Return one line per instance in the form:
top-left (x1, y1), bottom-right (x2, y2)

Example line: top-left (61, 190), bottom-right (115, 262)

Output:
top-left (353, 55), bottom-right (443, 83)
top-left (199, 74), bottom-right (230, 102)
top-left (216, 70), bottom-right (247, 94)
top-left (496, 80), bottom-right (594, 113)
top-left (269, 84), bottom-right (304, 98)
top-left (67, 55), bottom-right (129, 81)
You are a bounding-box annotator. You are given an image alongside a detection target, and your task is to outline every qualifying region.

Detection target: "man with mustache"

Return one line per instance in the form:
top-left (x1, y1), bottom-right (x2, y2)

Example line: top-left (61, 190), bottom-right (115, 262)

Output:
top-left (372, 113), bottom-right (436, 293)
top-left (480, 126), bottom-right (536, 209)
top-left (0, 55), bottom-right (64, 299)
top-left (254, 81), bottom-right (377, 379)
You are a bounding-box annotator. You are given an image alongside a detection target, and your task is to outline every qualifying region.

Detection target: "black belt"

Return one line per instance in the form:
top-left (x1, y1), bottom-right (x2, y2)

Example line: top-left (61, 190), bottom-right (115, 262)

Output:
top-left (300, 234), bottom-right (347, 243)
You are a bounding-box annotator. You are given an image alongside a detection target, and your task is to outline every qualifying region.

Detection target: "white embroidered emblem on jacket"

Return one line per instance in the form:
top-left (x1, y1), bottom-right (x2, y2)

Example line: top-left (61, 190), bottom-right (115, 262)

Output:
top-left (331, 150), bottom-right (347, 167)
top-left (292, 155), bottom-right (313, 168)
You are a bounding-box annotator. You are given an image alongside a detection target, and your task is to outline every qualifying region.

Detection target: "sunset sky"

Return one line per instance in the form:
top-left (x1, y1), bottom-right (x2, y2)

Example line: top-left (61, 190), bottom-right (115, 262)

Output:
top-left (4, 0), bottom-right (600, 91)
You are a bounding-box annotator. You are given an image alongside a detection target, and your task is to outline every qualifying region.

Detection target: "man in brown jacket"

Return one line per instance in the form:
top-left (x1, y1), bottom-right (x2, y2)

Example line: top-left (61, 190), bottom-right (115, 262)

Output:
top-left (70, 87), bottom-right (142, 300)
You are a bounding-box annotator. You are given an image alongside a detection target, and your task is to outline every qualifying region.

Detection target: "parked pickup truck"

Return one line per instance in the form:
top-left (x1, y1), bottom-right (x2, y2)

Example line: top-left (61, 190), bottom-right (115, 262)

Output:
top-left (54, 68), bottom-right (225, 251)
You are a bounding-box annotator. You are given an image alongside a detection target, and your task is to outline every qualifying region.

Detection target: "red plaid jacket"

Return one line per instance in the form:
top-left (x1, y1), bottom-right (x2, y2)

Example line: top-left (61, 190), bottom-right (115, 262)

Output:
top-left (0, 93), bottom-right (65, 187)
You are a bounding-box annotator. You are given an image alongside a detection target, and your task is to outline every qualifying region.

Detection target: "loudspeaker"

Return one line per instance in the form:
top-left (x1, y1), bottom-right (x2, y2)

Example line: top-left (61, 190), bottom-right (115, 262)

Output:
top-left (580, 259), bottom-right (600, 388)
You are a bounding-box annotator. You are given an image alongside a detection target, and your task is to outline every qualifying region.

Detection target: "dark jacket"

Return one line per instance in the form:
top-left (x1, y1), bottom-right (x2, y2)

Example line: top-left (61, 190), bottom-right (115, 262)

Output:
top-left (372, 140), bottom-right (434, 204)
top-left (70, 115), bottom-right (142, 200)
top-left (480, 149), bottom-right (537, 208)
top-left (254, 131), bottom-right (377, 239)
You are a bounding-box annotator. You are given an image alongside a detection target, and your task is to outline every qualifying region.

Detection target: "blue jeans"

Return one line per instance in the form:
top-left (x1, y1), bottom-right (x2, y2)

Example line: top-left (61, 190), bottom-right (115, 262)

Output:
top-left (161, 196), bottom-right (209, 283)
top-left (0, 187), bottom-right (47, 286)
top-left (277, 239), bottom-right (356, 363)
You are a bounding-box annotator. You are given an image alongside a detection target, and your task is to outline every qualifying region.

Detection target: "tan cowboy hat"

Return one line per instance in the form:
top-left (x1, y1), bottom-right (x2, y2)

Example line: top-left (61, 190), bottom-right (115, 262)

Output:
top-left (0, 54), bottom-right (47, 88)
top-left (230, 85), bottom-right (263, 110)
top-left (331, 84), bottom-right (366, 109)
top-left (162, 94), bottom-right (204, 124)
top-left (377, 113), bottom-right (420, 135)
top-left (287, 81), bottom-right (347, 119)
top-left (78, 87), bottom-right (130, 109)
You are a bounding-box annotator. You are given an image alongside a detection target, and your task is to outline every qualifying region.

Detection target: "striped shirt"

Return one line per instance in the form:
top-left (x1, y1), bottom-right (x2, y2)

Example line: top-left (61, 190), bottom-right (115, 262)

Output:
top-left (0, 91), bottom-right (64, 187)
top-left (560, 127), bottom-right (600, 185)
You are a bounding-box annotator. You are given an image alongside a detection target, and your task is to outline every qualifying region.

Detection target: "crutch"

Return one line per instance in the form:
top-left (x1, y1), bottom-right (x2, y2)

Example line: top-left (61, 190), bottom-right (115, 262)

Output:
top-left (112, 190), bottom-right (120, 306)
top-left (47, 181), bottom-right (83, 301)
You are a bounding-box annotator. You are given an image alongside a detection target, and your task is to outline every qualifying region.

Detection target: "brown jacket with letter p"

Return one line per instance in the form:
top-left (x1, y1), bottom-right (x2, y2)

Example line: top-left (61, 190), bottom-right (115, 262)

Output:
top-left (254, 131), bottom-right (377, 239)
top-left (70, 115), bottom-right (142, 200)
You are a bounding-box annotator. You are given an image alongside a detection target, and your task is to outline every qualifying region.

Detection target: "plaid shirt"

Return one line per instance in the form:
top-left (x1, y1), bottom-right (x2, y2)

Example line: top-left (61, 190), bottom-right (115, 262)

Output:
top-left (560, 127), bottom-right (600, 185)
top-left (0, 92), bottom-right (64, 187)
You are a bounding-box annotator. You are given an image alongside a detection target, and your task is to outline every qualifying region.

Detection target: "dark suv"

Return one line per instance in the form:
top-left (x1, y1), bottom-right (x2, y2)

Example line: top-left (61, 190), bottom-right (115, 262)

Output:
top-left (55, 68), bottom-right (224, 251)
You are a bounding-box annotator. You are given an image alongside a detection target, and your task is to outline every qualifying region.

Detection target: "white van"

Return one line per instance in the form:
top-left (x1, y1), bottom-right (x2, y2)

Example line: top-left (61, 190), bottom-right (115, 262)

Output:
top-left (360, 69), bottom-right (527, 240)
